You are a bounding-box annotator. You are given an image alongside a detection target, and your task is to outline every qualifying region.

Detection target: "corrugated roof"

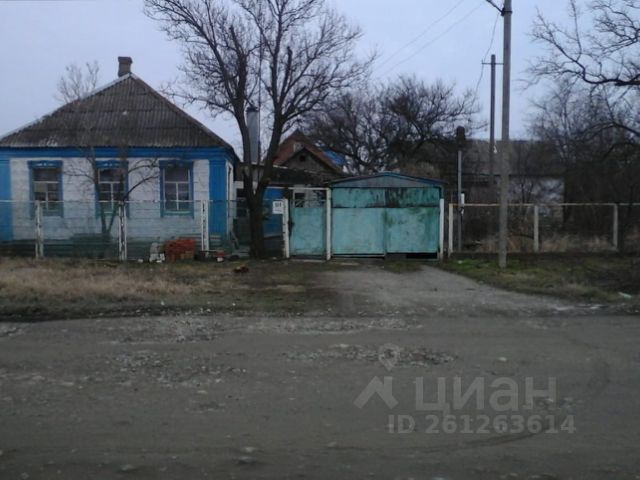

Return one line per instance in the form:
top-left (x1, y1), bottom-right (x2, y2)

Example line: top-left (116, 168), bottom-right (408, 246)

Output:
top-left (321, 148), bottom-right (346, 167)
top-left (330, 172), bottom-right (444, 189)
top-left (0, 74), bottom-right (231, 149)
top-left (273, 130), bottom-right (343, 174)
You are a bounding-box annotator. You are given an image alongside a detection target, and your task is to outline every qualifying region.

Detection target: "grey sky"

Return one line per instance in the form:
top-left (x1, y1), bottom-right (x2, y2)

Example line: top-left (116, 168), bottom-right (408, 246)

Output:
top-left (0, 0), bottom-right (567, 152)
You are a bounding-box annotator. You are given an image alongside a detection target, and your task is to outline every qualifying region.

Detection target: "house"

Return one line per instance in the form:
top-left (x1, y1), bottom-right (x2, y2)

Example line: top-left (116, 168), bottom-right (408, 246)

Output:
top-left (0, 57), bottom-right (236, 255)
top-left (398, 140), bottom-right (564, 204)
top-left (461, 139), bottom-right (564, 204)
top-left (234, 130), bottom-right (345, 199)
top-left (232, 130), bottom-right (347, 247)
top-left (272, 130), bottom-right (345, 183)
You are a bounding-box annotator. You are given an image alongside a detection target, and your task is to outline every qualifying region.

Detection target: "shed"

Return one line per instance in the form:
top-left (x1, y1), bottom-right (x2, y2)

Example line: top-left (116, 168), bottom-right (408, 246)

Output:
top-left (287, 172), bottom-right (445, 258)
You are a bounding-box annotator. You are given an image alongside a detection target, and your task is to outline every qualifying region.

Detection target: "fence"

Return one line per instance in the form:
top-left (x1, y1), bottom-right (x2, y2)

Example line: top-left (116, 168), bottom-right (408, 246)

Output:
top-left (1, 200), bottom-right (637, 260)
top-left (0, 199), bottom-right (284, 260)
top-left (447, 203), bottom-right (640, 254)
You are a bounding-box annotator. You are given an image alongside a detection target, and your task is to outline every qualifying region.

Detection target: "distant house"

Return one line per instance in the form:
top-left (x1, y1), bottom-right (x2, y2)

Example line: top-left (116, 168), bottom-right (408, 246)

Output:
top-left (399, 139), bottom-right (564, 204)
top-left (0, 57), bottom-right (236, 251)
top-left (462, 140), bottom-right (564, 204)
top-left (231, 130), bottom-right (347, 243)
top-left (268, 129), bottom-right (347, 210)
top-left (271, 130), bottom-right (345, 183)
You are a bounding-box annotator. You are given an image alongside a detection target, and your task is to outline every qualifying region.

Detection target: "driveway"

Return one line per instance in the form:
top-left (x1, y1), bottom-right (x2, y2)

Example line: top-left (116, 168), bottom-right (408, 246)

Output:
top-left (0, 262), bottom-right (638, 479)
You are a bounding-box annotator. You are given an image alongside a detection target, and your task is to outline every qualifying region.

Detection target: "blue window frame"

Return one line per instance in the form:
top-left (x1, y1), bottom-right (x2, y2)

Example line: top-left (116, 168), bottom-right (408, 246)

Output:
top-left (95, 160), bottom-right (128, 217)
top-left (160, 160), bottom-right (194, 216)
top-left (29, 161), bottom-right (63, 216)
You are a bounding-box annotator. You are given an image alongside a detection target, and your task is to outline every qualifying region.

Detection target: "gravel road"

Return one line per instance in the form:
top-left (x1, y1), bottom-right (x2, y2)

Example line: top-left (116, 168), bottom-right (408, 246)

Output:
top-left (0, 264), bottom-right (638, 479)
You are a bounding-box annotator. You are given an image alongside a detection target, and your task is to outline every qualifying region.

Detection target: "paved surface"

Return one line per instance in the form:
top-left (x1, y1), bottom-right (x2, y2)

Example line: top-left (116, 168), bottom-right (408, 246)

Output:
top-left (1, 264), bottom-right (639, 479)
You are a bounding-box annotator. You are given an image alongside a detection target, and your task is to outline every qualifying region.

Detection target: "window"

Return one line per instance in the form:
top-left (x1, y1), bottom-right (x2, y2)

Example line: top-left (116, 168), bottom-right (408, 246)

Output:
top-left (97, 168), bottom-right (124, 209)
top-left (236, 188), bottom-right (248, 218)
top-left (32, 167), bottom-right (62, 215)
top-left (162, 164), bottom-right (192, 213)
top-left (293, 189), bottom-right (325, 208)
top-left (293, 191), bottom-right (306, 207)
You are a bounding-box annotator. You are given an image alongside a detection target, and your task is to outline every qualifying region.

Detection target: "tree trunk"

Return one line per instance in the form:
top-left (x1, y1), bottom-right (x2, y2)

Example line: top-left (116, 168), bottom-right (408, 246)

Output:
top-left (248, 191), bottom-right (266, 258)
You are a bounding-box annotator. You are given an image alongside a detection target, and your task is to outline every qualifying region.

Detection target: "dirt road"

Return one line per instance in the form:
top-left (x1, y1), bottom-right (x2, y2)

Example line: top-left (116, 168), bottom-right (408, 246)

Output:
top-left (1, 264), bottom-right (639, 479)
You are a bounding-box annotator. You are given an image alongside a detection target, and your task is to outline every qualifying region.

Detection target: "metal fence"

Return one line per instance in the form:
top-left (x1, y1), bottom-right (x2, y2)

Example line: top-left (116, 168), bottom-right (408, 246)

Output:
top-left (2, 199), bottom-right (637, 259)
top-left (0, 200), bottom-right (284, 260)
top-left (447, 203), bottom-right (640, 254)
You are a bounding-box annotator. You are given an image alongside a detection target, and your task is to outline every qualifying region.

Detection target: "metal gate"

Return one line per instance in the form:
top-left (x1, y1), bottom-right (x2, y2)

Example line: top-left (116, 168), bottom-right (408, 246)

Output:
top-left (331, 187), bottom-right (441, 256)
top-left (285, 178), bottom-right (444, 259)
top-left (288, 189), bottom-right (328, 256)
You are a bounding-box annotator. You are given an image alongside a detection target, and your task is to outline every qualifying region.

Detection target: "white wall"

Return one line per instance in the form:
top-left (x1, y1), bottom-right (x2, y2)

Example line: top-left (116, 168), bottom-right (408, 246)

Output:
top-left (10, 157), bottom-right (210, 241)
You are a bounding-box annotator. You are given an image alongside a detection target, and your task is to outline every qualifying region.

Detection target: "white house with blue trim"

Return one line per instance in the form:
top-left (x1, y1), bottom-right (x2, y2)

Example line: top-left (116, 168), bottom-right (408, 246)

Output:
top-left (0, 57), bottom-right (236, 252)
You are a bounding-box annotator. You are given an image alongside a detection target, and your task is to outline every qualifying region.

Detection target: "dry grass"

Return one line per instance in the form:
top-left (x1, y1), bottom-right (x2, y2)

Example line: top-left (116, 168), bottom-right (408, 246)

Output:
top-left (472, 234), bottom-right (620, 253)
top-left (441, 254), bottom-right (640, 307)
top-left (0, 258), bottom-right (193, 302)
top-left (0, 258), bottom-right (339, 320)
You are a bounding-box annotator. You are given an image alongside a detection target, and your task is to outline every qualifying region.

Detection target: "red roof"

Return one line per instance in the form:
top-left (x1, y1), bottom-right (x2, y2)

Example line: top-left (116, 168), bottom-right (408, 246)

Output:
top-left (273, 130), bottom-right (342, 174)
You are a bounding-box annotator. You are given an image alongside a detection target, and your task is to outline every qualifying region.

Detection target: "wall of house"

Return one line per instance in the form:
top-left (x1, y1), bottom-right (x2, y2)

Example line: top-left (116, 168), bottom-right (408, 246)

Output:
top-left (1, 147), bottom-right (235, 243)
top-left (284, 151), bottom-right (339, 180)
top-left (0, 155), bottom-right (11, 241)
top-left (509, 176), bottom-right (564, 204)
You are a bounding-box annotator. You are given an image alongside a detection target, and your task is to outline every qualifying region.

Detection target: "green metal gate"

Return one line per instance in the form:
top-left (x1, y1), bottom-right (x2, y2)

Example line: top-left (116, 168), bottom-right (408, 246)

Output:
top-left (331, 187), bottom-right (441, 256)
top-left (288, 191), bottom-right (327, 256)
top-left (286, 174), bottom-right (444, 258)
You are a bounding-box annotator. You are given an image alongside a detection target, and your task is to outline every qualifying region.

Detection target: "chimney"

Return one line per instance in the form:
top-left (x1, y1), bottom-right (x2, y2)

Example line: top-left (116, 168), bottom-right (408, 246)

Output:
top-left (246, 106), bottom-right (260, 164)
top-left (118, 56), bottom-right (133, 77)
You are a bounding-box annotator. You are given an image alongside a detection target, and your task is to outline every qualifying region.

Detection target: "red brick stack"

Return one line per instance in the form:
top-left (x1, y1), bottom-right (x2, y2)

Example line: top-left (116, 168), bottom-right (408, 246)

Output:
top-left (164, 239), bottom-right (196, 262)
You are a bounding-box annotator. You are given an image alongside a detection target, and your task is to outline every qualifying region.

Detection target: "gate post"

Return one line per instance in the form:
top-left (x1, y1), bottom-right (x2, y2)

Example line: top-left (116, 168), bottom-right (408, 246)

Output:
top-left (612, 203), bottom-right (619, 250)
top-left (325, 188), bottom-right (332, 261)
top-left (35, 201), bottom-right (44, 259)
top-left (438, 198), bottom-right (445, 260)
top-left (118, 201), bottom-right (127, 262)
top-left (447, 202), bottom-right (454, 257)
top-left (533, 205), bottom-right (540, 253)
top-left (200, 200), bottom-right (210, 253)
top-left (282, 198), bottom-right (290, 259)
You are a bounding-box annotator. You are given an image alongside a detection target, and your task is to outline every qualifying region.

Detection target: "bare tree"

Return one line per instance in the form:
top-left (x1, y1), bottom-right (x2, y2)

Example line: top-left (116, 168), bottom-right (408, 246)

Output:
top-left (529, 0), bottom-right (640, 248)
top-left (304, 87), bottom-right (390, 173)
top-left (305, 76), bottom-right (478, 173)
top-left (55, 61), bottom-right (100, 104)
top-left (530, 0), bottom-right (640, 88)
top-left (384, 77), bottom-right (479, 167)
top-left (530, 1), bottom-right (640, 137)
top-left (529, 80), bottom-right (640, 248)
top-left (145, 0), bottom-right (371, 257)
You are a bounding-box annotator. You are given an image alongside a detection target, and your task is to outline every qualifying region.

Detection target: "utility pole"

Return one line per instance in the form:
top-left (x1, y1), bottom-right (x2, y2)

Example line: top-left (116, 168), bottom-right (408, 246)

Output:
top-left (498, 0), bottom-right (512, 269)
top-left (488, 54), bottom-right (497, 190)
top-left (482, 54), bottom-right (501, 196)
top-left (457, 146), bottom-right (463, 251)
top-left (456, 126), bottom-right (466, 252)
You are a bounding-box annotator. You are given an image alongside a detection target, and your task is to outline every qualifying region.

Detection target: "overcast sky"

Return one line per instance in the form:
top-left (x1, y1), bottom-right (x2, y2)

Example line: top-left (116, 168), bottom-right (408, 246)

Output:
top-left (0, 0), bottom-right (567, 152)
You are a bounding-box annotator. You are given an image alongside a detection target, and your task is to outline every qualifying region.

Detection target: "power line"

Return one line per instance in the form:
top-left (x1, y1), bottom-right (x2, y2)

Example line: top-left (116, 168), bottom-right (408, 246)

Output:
top-left (474, 11), bottom-right (501, 97)
top-left (380, 1), bottom-right (486, 77)
top-left (373, 0), bottom-right (467, 73)
top-left (485, 0), bottom-right (503, 14)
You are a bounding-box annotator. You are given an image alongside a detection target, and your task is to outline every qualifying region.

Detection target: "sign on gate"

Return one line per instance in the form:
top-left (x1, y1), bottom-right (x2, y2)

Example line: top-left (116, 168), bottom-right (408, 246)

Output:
top-left (272, 200), bottom-right (284, 215)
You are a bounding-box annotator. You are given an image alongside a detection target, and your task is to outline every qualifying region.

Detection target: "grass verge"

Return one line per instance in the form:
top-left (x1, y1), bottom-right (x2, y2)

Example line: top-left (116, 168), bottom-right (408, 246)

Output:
top-left (0, 257), bottom-right (339, 321)
top-left (439, 254), bottom-right (640, 307)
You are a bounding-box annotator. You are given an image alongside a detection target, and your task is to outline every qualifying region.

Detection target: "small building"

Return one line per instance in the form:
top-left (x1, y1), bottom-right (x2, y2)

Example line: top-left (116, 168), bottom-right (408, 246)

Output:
top-left (272, 130), bottom-right (345, 182)
top-left (288, 172), bottom-right (445, 258)
top-left (233, 130), bottom-right (347, 248)
top-left (0, 57), bottom-right (236, 256)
